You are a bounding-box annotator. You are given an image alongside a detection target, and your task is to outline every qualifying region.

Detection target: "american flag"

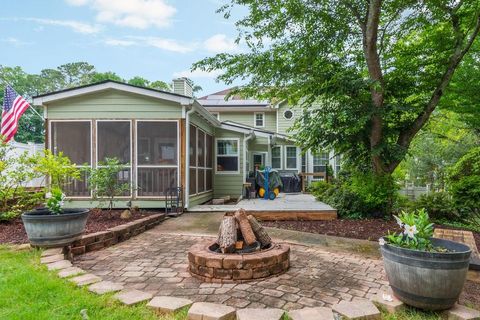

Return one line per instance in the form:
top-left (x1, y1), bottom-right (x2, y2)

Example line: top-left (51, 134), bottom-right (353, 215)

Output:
top-left (1, 85), bottom-right (30, 142)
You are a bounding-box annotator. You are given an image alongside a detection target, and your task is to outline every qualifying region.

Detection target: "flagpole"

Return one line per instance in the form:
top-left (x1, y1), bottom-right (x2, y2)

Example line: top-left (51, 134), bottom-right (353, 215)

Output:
top-left (0, 74), bottom-right (45, 121)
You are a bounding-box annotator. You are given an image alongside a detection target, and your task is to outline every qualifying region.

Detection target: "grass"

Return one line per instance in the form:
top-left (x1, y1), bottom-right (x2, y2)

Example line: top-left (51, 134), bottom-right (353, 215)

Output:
top-left (0, 245), bottom-right (184, 320)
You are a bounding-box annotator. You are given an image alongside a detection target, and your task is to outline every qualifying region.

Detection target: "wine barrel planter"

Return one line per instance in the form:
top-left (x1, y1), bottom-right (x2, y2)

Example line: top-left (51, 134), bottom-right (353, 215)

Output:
top-left (22, 208), bottom-right (90, 248)
top-left (380, 237), bottom-right (472, 310)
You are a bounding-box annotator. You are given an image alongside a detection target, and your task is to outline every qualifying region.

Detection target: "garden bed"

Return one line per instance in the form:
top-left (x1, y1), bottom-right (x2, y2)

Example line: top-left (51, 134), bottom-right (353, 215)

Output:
top-left (0, 209), bottom-right (163, 245)
top-left (261, 219), bottom-right (480, 249)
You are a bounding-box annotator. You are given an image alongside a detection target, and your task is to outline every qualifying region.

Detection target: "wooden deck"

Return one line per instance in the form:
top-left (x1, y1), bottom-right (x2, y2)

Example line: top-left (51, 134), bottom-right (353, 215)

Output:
top-left (188, 193), bottom-right (337, 221)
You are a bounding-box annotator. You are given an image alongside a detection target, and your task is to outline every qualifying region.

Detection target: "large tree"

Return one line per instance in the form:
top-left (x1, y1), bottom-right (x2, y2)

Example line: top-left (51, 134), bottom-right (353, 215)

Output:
top-left (194, 0), bottom-right (480, 176)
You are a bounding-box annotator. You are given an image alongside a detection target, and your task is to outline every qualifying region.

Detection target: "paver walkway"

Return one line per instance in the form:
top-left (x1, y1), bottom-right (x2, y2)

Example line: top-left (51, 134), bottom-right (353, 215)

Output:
top-left (75, 218), bottom-right (389, 310)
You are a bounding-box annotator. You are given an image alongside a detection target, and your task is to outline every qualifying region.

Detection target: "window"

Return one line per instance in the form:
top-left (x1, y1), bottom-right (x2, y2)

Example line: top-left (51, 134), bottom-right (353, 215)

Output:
top-left (285, 146), bottom-right (298, 169)
top-left (301, 152), bottom-right (307, 173)
top-left (335, 154), bottom-right (341, 175)
top-left (254, 112), bottom-right (264, 127)
top-left (51, 121), bottom-right (91, 197)
top-left (271, 146), bottom-right (282, 169)
top-left (189, 125), bottom-right (213, 195)
top-left (96, 121), bottom-right (131, 196)
top-left (136, 121), bottom-right (178, 197)
top-left (283, 109), bottom-right (294, 120)
top-left (313, 151), bottom-right (329, 180)
top-left (216, 139), bottom-right (239, 173)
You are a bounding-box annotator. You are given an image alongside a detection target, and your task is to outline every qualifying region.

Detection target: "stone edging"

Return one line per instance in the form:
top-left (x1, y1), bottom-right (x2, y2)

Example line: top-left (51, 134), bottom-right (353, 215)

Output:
top-left (67, 213), bottom-right (165, 256)
top-left (188, 242), bottom-right (290, 283)
top-left (38, 247), bottom-right (480, 320)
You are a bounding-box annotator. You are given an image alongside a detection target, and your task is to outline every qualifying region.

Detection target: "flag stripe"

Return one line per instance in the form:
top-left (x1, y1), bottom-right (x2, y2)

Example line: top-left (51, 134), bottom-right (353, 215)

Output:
top-left (1, 85), bottom-right (30, 142)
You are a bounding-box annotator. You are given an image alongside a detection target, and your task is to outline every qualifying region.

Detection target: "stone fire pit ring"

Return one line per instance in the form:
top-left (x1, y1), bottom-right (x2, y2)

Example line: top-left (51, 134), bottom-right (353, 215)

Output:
top-left (188, 242), bottom-right (290, 283)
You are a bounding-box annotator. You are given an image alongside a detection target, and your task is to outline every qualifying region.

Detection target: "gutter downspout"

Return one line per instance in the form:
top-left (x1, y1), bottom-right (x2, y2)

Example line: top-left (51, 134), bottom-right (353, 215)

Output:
top-left (243, 131), bottom-right (255, 182)
top-left (184, 105), bottom-right (196, 209)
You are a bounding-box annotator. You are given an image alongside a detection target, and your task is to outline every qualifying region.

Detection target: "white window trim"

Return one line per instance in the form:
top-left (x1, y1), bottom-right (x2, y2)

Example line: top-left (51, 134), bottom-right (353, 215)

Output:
top-left (254, 112), bottom-right (265, 128)
top-left (210, 112), bottom-right (220, 121)
top-left (271, 145), bottom-right (283, 170)
top-left (215, 137), bottom-right (240, 174)
top-left (95, 120), bottom-right (133, 198)
top-left (49, 119), bottom-right (93, 199)
top-left (285, 145), bottom-right (299, 170)
top-left (283, 109), bottom-right (295, 120)
top-left (190, 126), bottom-right (214, 196)
top-left (135, 120), bottom-right (180, 199)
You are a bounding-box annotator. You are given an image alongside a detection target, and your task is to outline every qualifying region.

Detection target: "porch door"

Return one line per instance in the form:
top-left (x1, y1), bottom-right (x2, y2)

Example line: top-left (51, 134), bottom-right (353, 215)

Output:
top-left (252, 152), bottom-right (265, 169)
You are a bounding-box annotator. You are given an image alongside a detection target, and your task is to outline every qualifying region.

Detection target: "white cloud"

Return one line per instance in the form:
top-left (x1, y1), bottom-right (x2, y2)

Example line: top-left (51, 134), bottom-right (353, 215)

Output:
top-left (104, 36), bottom-right (195, 53)
top-left (65, 0), bottom-right (176, 29)
top-left (204, 34), bottom-right (239, 53)
top-left (173, 69), bottom-right (222, 79)
top-left (1, 37), bottom-right (32, 46)
top-left (25, 18), bottom-right (101, 34)
top-left (104, 38), bottom-right (136, 46)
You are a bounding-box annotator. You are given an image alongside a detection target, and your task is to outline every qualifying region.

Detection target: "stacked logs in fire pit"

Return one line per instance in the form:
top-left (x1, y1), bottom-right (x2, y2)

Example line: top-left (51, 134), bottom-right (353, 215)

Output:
top-left (216, 209), bottom-right (272, 254)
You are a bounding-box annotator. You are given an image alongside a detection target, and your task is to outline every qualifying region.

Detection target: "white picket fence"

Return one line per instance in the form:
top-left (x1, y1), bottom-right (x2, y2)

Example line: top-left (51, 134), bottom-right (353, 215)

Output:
top-left (8, 141), bottom-right (45, 188)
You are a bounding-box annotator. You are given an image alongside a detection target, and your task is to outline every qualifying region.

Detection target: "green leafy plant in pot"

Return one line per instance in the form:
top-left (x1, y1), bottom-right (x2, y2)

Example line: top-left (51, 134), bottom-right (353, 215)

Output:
top-left (21, 150), bottom-right (90, 248)
top-left (380, 209), bottom-right (471, 310)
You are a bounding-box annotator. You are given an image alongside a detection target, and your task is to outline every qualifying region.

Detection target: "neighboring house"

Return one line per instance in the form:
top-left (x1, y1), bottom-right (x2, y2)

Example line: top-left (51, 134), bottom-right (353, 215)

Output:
top-left (32, 79), bottom-right (339, 209)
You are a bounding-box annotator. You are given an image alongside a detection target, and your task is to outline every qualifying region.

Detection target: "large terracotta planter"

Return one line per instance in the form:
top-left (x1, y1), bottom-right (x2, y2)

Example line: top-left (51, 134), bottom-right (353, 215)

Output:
top-left (22, 208), bottom-right (90, 248)
top-left (380, 237), bottom-right (471, 310)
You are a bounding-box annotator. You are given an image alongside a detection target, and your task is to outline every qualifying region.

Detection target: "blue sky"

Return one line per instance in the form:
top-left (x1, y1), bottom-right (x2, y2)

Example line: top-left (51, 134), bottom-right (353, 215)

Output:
top-left (0, 0), bottom-right (245, 95)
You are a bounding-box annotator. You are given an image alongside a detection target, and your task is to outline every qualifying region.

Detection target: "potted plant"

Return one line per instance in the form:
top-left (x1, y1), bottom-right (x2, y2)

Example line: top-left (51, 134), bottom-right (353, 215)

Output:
top-left (380, 209), bottom-right (471, 310)
top-left (21, 151), bottom-right (90, 248)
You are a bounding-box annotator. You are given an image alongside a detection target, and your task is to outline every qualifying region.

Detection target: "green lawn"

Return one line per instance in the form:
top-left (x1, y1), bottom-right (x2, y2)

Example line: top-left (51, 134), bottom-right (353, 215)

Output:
top-left (0, 245), bottom-right (184, 320)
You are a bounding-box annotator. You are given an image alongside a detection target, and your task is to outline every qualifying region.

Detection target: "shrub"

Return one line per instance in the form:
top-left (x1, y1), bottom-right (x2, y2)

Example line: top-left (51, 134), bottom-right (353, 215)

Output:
top-left (413, 192), bottom-right (458, 221)
top-left (34, 150), bottom-right (80, 189)
top-left (309, 170), bottom-right (398, 219)
top-left (0, 140), bottom-right (44, 221)
top-left (86, 157), bottom-right (131, 210)
top-left (448, 147), bottom-right (480, 228)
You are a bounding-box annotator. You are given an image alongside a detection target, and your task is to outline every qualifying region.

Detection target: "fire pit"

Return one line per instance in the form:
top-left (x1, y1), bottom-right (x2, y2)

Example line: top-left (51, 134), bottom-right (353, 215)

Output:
top-left (188, 209), bottom-right (290, 283)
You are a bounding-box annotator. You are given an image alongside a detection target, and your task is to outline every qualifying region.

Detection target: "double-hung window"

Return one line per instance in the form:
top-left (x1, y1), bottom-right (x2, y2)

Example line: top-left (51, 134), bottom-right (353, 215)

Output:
top-left (271, 146), bottom-right (282, 169)
top-left (313, 151), bottom-right (329, 180)
top-left (189, 125), bottom-right (213, 195)
top-left (216, 139), bottom-right (239, 173)
top-left (254, 112), bottom-right (264, 127)
top-left (136, 121), bottom-right (178, 197)
top-left (285, 146), bottom-right (298, 169)
top-left (96, 120), bottom-right (132, 196)
top-left (50, 120), bottom-right (91, 197)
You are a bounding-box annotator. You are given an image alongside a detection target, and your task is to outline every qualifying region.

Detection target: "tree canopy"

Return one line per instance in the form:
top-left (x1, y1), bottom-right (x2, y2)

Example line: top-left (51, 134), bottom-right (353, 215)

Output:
top-left (0, 62), bottom-right (172, 143)
top-left (194, 0), bottom-right (480, 176)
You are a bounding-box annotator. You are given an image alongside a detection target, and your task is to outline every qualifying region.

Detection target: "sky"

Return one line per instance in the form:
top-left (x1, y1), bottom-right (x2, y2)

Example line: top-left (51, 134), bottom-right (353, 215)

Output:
top-left (0, 0), bottom-right (246, 95)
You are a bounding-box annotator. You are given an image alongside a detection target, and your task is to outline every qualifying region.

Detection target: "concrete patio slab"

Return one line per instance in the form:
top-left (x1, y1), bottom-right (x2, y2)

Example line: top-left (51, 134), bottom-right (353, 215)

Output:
top-left (40, 254), bottom-right (65, 264)
top-left (188, 302), bottom-right (236, 320)
top-left (70, 273), bottom-right (102, 286)
top-left (88, 281), bottom-right (124, 294)
top-left (289, 307), bottom-right (334, 320)
top-left (58, 267), bottom-right (85, 278)
top-left (46, 259), bottom-right (72, 271)
top-left (41, 248), bottom-right (63, 257)
top-left (236, 308), bottom-right (284, 320)
top-left (115, 289), bottom-right (153, 306)
top-left (147, 296), bottom-right (193, 314)
top-left (332, 300), bottom-right (381, 320)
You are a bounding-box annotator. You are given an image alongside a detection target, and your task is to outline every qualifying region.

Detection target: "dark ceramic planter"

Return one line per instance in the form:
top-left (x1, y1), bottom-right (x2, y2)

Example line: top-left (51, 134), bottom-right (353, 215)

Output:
top-left (21, 208), bottom-right (90, 248)
top-left (380, 237), bottom-right (471, 310)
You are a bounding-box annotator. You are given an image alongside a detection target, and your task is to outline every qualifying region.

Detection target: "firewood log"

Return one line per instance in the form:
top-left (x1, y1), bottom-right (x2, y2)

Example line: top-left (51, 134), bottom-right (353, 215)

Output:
top-left (217, 216), bottom-right (237, 253)
top-left (248, 215), bottom-right (272, 248)
top-left (234, 209), bottom-right (257, 246)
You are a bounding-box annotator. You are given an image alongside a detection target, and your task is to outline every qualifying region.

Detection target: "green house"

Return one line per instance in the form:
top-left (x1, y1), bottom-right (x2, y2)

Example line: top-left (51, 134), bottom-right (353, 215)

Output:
top-left (33, 79), bottom-right (340, 209)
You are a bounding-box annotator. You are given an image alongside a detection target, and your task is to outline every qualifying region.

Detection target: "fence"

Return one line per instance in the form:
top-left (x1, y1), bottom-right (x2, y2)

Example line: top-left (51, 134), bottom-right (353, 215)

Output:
top-left (8, 141), bottom-right (45, 188)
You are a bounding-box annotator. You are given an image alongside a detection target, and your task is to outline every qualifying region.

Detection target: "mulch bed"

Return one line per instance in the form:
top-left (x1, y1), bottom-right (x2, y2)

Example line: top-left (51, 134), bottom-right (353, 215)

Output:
top-left (261, 219), bottom-right (480, 249)
top-left (0, 209), bottom-right (161, 245)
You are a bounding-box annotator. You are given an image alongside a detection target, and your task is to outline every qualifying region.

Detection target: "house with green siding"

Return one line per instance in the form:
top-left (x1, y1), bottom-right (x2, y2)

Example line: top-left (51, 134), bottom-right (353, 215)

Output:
top-left (33, 79), bottom-right (339, 209)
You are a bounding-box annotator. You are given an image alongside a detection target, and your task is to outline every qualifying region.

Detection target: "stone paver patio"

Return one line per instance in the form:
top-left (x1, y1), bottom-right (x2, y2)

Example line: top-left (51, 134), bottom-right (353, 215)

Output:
top-left (74, 226), bottom-right (389, 310)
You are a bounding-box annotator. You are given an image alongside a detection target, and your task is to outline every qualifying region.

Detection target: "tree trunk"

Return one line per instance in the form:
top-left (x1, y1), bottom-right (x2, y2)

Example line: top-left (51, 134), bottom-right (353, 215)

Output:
top-left (234, 209), bottom-right (257, 246)
top-left (217, 216), bottom-right (237, 253)
top-left (247, 215), bottom-right (272, 248)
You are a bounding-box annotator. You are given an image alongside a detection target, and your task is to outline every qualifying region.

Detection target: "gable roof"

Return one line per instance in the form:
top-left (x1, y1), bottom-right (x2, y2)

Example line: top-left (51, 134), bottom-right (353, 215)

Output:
top-left (32, 80), bottom-right (194, 105)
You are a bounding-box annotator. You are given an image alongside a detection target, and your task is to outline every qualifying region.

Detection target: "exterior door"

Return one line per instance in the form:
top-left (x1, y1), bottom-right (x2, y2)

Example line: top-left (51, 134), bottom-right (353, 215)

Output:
top-left (252, 152), bottom-right (266, 169)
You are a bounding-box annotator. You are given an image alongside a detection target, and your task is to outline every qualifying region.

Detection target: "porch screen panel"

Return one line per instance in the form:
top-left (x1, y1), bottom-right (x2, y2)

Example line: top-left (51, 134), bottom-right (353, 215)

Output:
top-left (97, 121), bottom-right (130, 163)
top-left (197, 130), bottom-right (205, 167)
top-left (96, 121), bottom-right (131, 196)
top-left (51, 121), bottom-right (91, 197)
top-left (137, 121), bottom-right (178, 197)
top-left (189, 125), bottom-right (196, 166)
top-left (189, 127), bottom-right (213, 195)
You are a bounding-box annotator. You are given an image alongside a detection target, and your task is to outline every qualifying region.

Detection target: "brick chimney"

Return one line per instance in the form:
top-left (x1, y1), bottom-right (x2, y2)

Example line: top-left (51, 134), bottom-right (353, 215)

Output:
top-left (172, 77), bottom-right (193, 97)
